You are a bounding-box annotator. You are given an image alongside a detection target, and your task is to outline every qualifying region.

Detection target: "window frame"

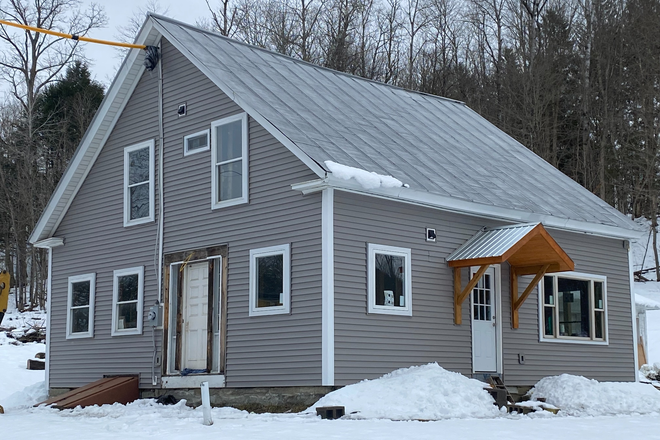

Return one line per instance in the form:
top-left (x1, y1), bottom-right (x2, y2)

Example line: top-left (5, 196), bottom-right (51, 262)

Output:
top-left (249, 244), bottom-right (291, 317)
top-left (367, 243), bottom-right (413, 316)
top-left (538, 271), bottom-right (608, 345)
top-left (66, 273), bottom-right (96, 339)
top-left (111, 266), bottom-right (145, 336)
top-left (123, 140), bottom-right (155, 227)
top-left (211, 113), bottom-right (249, 209)
top-left (183, 129), bottom-right (210, 156)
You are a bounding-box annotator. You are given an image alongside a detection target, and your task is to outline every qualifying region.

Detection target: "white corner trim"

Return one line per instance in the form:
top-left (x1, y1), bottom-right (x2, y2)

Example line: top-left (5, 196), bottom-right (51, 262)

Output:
top-left (210, 113), bottom-right (249, 210)
top-left (367, 243), bottom-right (412, 316)
top-left (45, 248), bottom-right (53, 390)
top-left (321, 188), bottom-right (334, 386)
top-left (628, 243), bottom-right (639, 381)
top-left (248, 244), bottom-right (291, 316)
top-left (111, 266), bottom-right (145, 336)
top-left (162, 374), bottom-right (225, 388)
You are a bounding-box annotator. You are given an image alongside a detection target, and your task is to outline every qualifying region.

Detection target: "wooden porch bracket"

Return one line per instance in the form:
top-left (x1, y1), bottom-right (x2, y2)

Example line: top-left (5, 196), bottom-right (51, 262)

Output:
top-left (511, 264), bottom-right (550, 328)
top-left (454, 264), bottom-right (489, 325)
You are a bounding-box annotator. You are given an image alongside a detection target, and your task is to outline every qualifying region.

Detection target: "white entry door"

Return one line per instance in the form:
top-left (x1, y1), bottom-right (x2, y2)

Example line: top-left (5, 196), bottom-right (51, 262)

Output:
top-left (182, 262), bottom-right (209, 370)
top-left (471, 266), bottom-right (499, 372)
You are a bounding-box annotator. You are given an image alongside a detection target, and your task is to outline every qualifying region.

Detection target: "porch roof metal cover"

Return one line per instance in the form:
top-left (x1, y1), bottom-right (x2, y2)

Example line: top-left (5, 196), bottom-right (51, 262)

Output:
top-left (447, 223), bottom-right (540, 263)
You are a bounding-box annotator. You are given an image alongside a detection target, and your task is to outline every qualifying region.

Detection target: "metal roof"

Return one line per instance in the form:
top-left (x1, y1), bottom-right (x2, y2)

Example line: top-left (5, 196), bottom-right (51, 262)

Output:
top-left (447, 223), bottom-right (540, 262)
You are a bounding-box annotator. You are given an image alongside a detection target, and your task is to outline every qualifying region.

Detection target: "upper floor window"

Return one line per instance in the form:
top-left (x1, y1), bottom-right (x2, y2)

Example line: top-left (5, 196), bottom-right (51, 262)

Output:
top-left (367, 244), bottom-right (412, 316)
top-left (184, 129), bottom-right (210, 156)
top-left (211, 113), bottom-right (248, 209)
top-left (66, 273), bottom-right (96, 339)
top-left (540, 272), bottom-right (607, 344)
top-left (124, 140), bottom-right (155, 226)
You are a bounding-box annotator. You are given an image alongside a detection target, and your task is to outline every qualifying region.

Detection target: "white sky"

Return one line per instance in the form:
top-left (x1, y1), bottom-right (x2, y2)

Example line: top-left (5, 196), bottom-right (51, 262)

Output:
top-left (81, 0), bottom-right (211, 86)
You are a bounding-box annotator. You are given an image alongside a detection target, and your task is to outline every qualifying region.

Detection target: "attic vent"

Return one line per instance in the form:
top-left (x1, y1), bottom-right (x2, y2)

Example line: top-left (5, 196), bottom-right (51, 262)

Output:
top-left (144, 46), bottom-right (160, 71)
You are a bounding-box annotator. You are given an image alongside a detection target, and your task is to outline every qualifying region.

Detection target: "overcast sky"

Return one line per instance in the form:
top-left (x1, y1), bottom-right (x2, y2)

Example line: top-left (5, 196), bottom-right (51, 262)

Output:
top-left (82, 0), bottom-right (211, 86)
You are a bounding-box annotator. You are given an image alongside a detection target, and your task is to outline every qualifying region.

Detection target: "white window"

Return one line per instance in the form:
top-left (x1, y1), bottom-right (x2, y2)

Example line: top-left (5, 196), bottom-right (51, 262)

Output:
top-left (124, 140), bottom-right (155, 227)
top-left (540, 272), bottom-right (607, 344)
top-left (367, 244), bottom-right (412, 316)
top-left (112, 266), bottom-right (144, 336)
top-left (249, 244), bottom-right (290, 316)
top-left (66, 273), bottom-right (96, 339)
top-left (184, 129), bottom-right (210, 156)
top-left (211, 113), bottom-right (248, 209)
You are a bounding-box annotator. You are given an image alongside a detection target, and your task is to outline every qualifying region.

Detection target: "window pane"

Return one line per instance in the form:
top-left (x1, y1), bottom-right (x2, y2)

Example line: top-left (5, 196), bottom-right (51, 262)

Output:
top-left (594, 282), bottom-right (604, 309)
top-left (375, 253), bottom-right (405, 307)
top-left (118, 274), bottom-right (139, 302)
top-left (544, 306), bottom-right (554, 336)
top-left (557, 278), bottom-right (590, 337)
top-left (187, 133), bottom-right (208, 151)
top-left (130, 183), bottom-right (150, 219)
top-left (117, 302), bottom-right (138, 329)
top-left (257, 254), bottom-right (283, 308)
top-left (595, 311), bottom-right (604, 339)
top-left (71, 307), bottom-right (89, 333)
top-left (218, 161), bottom-right (243, 201)
top-left (217, 120), bottom-right (243, 162)
top-left (128, 148), bottom-right (149, 184)
top-left (544, 276), bottom-right (554, 305)
top-left (71, 281), bottom-right (90, 307)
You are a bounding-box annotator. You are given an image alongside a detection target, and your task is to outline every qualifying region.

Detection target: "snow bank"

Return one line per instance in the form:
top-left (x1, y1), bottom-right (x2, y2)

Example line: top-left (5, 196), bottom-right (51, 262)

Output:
top-left (3, 380), bottom-right (48, 409)
top-left (325, 161), bottom-right (404, 190)
top-left (307, 363), bottom-right (500, 420)
top-left (528, 374), bottom-right (660, 416)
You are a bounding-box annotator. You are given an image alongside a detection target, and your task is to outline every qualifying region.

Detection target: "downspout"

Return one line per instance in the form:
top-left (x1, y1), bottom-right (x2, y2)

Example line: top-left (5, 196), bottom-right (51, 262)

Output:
top-left (627, 241), bottom-right (639, 381)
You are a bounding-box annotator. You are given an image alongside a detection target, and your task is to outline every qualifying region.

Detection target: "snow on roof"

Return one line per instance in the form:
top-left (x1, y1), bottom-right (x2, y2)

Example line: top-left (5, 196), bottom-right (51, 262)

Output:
top-left (325, 161), bottom-right (404, 190)
top-left (636, 293), bottom-right (660, 310)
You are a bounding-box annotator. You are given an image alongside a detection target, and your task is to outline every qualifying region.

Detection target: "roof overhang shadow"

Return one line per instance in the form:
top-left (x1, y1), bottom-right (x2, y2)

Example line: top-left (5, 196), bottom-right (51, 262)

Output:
top-left (447, 223), bottom-right (574, 328)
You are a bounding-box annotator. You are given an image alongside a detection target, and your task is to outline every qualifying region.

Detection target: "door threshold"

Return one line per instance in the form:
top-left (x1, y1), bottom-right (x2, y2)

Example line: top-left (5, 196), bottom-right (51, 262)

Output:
top-left (162, 374), bottom-right (225, 388)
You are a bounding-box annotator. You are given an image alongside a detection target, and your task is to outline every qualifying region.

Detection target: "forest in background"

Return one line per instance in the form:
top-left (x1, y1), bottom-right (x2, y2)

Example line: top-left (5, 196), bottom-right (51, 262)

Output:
top-left (0, 0), bottom-right (659, 308)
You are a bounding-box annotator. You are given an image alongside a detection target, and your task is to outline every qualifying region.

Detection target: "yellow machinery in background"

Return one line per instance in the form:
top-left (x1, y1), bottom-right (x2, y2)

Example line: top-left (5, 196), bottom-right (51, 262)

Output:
top-left (0, 270), bottom-right (10, 325)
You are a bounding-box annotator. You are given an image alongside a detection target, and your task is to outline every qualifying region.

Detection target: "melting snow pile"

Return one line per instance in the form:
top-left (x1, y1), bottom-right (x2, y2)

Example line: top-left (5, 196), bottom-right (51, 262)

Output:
top-left (528, 374), bottom-right (660, 416)
top-left (325, 161), bottom-right (404, 190)
top-left (308, 363), bottom-right (500, 420)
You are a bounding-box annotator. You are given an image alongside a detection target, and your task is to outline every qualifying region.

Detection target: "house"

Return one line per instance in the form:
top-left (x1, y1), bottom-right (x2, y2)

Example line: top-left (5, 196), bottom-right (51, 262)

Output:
top-left (30, 14), bottom-right (642, 407)
top-left (634, 292), bottom-right (660, 367)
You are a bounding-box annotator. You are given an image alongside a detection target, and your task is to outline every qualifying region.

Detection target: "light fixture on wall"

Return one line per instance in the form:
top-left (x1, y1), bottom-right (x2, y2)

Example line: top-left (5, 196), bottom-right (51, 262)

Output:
top-left (426, 228), bottom-right (436, 242)
top-left (177, 103), bottom-right (187, 117)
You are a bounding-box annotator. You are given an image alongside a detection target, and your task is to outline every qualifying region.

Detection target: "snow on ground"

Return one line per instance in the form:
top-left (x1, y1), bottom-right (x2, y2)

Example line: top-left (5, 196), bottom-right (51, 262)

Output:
top-left (325, 160), bottom-right (405, 189)
top-left (307, 363), bottom-right (501, 420)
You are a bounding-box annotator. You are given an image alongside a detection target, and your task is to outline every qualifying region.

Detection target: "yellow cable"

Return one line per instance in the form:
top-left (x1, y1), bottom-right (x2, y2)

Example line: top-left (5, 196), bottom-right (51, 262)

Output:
top-left (0, 19), bottom-right (146, 50)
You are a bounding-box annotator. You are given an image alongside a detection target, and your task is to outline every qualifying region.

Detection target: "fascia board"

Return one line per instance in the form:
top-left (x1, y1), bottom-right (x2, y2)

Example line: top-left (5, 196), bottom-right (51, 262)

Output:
top-left (29, 23), bottom-right (159, 244)
top-left (292, 178), bottom-right (643, 240)
top-left (149, 18), bottom-right (327, 180)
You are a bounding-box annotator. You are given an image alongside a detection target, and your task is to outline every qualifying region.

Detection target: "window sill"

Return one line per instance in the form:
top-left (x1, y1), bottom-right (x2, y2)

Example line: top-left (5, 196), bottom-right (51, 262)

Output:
top-left (111, 328), bottom-right (142, 337)
top-left (367, 306), bottom-right (412, 317)
top-left (539, 337), bottom-right (608, 346)
top-left (124, 217), bottom-right (154, 228)
top-left (211, 197), bottom-right (248, 210)
top-left (249, 306), bottom-right (290, 317)
top-left (66, 332), bottom-right (93, 340)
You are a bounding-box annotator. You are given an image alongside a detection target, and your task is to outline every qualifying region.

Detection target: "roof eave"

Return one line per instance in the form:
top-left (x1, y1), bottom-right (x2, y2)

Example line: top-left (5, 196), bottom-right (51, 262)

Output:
top-left (292, 178), bottom-right (643, 240)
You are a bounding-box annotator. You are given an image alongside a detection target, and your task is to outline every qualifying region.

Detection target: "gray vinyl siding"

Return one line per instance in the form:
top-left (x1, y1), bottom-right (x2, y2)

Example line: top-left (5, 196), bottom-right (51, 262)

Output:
top-left (48, 39), bottom-right (322, 390)
top-left (50, 65), bottom-right (161, 389)
top-left (160, 39), bottom-right (322, 387)
top-left (333, 191), bottom-right (635, 386)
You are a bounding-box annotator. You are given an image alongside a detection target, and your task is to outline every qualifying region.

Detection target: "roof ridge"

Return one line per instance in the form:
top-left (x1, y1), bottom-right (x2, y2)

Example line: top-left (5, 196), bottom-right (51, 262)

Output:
top-left (147, 13), bottom-right (466, 106)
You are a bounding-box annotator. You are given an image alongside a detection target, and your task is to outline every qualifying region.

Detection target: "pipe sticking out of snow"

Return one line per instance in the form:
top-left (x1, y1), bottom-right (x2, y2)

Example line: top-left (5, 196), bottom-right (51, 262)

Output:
top-left (201, 382), bottom-right (213, 426)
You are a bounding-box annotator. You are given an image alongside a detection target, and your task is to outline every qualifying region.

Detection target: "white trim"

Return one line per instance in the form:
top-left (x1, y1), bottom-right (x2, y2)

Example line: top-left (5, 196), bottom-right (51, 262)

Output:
top-left (367, 244), bottom-right (412, 316)
top-left (249, 244), bottom-right (291, 316)
top-left (470, 265), bottom-right (502, 374)
top-left (66, 273), bottom-right (96, 339)
top-left (538, 271), bottom-right (609, 345)
top-left (291, 179), bottom-right (642, 240)
top-left (321, 188), bottom-right (335, 386)
top-left (123, 140), bottom-right (156, 227)
top-left (211, 113), bottom-right (249, 209)
top-left (628, 243), bottom-right (639, 381)
top-left (183, 129), bottom-right (210, 156)
top-left (162, 374), bottom-right (225, 388)
top-left (111, 266), bottom-right (145, 336)
top-left (45, 248), bottom-right (53, 390)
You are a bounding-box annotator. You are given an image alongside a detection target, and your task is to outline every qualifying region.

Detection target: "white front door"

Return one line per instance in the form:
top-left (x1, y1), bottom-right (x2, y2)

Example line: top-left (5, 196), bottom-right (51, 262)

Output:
top-left (471, 266), bottom-right (498, 372)
top-left (182, 262), bottom-right (209, 370)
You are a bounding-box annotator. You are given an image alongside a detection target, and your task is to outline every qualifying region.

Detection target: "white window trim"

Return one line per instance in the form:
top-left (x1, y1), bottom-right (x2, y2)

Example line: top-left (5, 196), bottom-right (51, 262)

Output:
top-left (249, 244), bottom-right (291, 317)
top-left (66, 273), bottom-right (96, 339)
top-left (123, 140), bottom-right (155, 227)
top-left (111, 266), bottom-right (144, 336)
top-left (183, 129), bottom-right (210, 156)
top-left (367, 244), bottom-right (412, 316)
top-left (538, 271), bottom-right (609, 346)
top-left (211, 113), bottom-right (249, 209)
